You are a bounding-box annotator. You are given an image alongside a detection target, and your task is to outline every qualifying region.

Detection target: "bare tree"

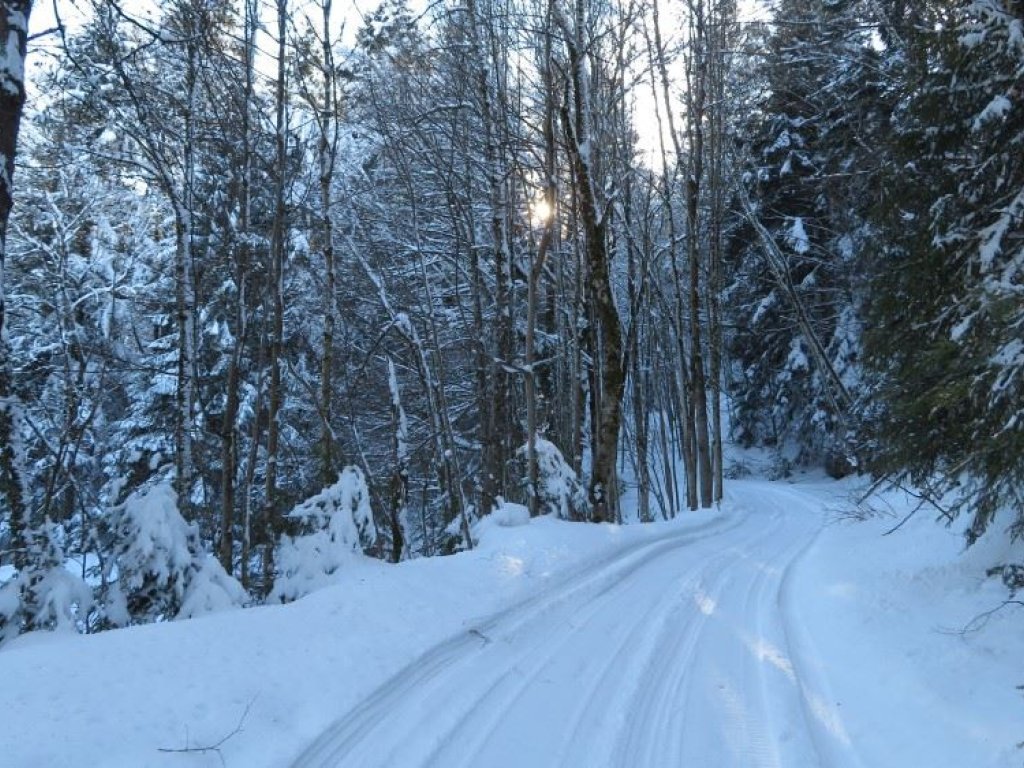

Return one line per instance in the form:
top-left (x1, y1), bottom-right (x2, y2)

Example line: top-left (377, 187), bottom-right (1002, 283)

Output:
top-left (683, 0), bottom-right (713, 509)
top-left (218, 0), bottom-right (259, 574)
top-left (524, 0), bottom-right (558, 516)
top-left (263, 0), bottom-right (289, 587)
top-left (554, 0), bottom-right (627, 522)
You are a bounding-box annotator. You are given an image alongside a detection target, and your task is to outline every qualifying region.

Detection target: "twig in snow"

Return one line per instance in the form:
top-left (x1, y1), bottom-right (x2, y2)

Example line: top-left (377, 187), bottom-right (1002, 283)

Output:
top-left (937, 600), bottom-right (1024, 636)
top-left (157, 697), bottom-right (257, 767)
top-left (468, 628), bottom-right (492, 645)
top-left (881, 483), bottom-right (953, 535)
top-left (881, 505), bottom-right (921, 536)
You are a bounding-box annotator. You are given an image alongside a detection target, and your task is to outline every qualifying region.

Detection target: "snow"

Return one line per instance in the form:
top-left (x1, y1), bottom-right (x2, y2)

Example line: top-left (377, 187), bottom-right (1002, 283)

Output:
top-left (0, 505), bottom-right (713, 766)
top-left (978, 184), bottom-right (1024, 273)
top-left (992, 338), bottom-right (1024, 394)
top-left (785, 335), bottom-right (810, 373)
top-left (751, 290), bottom-right (777, 325)
top-left (387, 358), bottom-right (409, 463)
top-left (968, 1), bottom-right (1024, 54)
top-left (0, 470), bottom-right (1020, 767)
top-left (271, 467), bottom-right (378, 603)
top-left (178, 555), bottom-right (250, 619)
top-left (102, 482), bottom-right (246, 625)
top-left (1, 9), bottom-right (27, 97)
top-left (517, 437), bottom-right (589, 519)
top-left (114, 483), bottom-right (194, 589)
top-left (486, 499), bottom-right (530, 527)
top-left (788, 216), bottom-right (811, 255)
top-left (789, 478), bottom-right (1024, 768)
top-left (767, 128), bottom-right (792, 154)
top-left (1, 31), bottom-right (23, 96)
top-left (974, 94), bottom-right (1012, 130)
top-left (951, 312), bottom-right (976, 341)
top-left (0, 523), bottom-right (93, 644)
top-left (992, 337), bottom-right (1024, 368)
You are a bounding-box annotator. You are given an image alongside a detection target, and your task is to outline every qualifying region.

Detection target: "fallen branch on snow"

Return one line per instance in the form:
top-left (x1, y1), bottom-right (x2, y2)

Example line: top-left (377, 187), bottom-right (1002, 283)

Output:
top-left (937, 600), bottom-right (1024, 636)
top-left (158, 697), bottom-right (257, 767)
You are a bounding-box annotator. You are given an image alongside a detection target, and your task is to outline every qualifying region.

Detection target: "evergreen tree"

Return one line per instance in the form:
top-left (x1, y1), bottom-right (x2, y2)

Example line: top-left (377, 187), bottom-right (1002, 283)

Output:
top-left (865, 0), bottom-right (1024, 541)
top-left (0, 521), bottom-right (92, 644)
top-left (100, 482), bottom-right (246, 625)
top-left (727, 0), bottom-right (884, 471)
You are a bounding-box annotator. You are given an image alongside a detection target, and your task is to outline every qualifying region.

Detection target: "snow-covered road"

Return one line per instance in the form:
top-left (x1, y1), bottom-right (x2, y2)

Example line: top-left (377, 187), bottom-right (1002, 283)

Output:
top-left (292, 483), bottom-right (844, 768)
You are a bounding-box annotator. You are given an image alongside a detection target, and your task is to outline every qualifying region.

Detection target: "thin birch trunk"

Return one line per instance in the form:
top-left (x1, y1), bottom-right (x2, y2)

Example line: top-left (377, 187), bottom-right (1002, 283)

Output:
top-left (525, 6), bottom-right (557, 517)
top-left (318, 0), bottom-right (338, 488)
top-left (0, 0), bottom-right (33, 569)
top-left (263, 0), bottom-right (288, 587)
top-left (219, 0), bottom-right (257, 573)
top-left (387, 358), bottom-right (407, 563)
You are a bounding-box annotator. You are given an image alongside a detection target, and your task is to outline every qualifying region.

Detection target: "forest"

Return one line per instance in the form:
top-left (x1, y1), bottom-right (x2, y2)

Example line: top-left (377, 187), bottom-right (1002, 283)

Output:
top-left (0, 0), bottom-right (1022, 642)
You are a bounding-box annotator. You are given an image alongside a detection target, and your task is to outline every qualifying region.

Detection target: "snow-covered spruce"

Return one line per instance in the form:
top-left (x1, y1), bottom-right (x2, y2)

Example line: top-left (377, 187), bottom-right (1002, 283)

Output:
top-left (0, 522), bottom-right (92, 646)
top-left (270, 467), bottom-right (378, 603)
top-left (100, 482), bottom-right (246, 626)
top-left (515, 437), bottom-right (589, 520)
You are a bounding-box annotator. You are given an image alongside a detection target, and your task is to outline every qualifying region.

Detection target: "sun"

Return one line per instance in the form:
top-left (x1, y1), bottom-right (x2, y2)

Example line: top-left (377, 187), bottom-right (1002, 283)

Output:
top-left (531, 196), bottom-right (554, 225)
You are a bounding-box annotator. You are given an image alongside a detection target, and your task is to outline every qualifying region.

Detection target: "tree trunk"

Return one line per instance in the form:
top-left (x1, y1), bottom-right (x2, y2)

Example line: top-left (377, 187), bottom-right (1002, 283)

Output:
top-left (219, 0), bottom-right (257, 573)
top-left (685, 0), bottom-right (713, 509)
top-left (525, 11), bottom-right (557, 517)
top-left (628, 227), bottom-right (651, 523)
top-left (465, 0), bottom-right (513, 516)
top-left (240, 340), bottom-right (265, 591)
top-left (706, 1), bottom-right (728, 503)
top-left (387, 359), bottom-right (407, 563)
top-left (263, 0), bottom-right (288, 588)
top-left (173, 29), bottom-right (201, 518)
top-left (219, 338), bottom-right (241, 571)
top-left (553, 0), bottom-right (627, 523)
top-left (0, 0), bottom-right (33, 570)
top-left (318, 0), bottom-right (337, 488)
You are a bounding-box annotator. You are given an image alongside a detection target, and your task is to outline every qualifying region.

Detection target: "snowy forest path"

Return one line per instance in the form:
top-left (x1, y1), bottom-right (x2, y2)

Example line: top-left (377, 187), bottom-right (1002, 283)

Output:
top-left (290, 481), bottom-right (850, 768)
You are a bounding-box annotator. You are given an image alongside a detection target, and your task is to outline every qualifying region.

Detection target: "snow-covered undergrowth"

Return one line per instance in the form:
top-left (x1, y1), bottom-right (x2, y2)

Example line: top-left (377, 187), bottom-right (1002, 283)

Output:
top-left (515, 437), bottom-right (589, 519)
top-left (271, 467), bottom-right (378, 603)
top-left (104, 482), bottom-right (248, 624)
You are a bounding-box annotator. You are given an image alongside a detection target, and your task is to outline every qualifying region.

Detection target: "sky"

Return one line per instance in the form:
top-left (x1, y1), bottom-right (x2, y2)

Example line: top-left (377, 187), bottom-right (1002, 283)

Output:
top-left (26, 0), bottom-right (772, 162)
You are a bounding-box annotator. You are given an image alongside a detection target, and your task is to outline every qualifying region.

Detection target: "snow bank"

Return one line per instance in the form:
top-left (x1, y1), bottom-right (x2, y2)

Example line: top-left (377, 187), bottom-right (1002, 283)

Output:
top-left (785, 478), bottom-right (1024, 768)
top-left (492, 499), bottom-right (530, 527)
top-left (1, 471), bottom-right (1019, 767)
top-left (0, 523), bottom-right (92, 645)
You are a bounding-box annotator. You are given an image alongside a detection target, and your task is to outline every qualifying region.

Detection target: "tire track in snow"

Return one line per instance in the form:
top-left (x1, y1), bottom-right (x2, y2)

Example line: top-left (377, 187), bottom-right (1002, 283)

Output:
top-left (292, 483), bottom-right (836, 768)
top-left (608, 549), bottom-right (739, 767)
top-left (548, 545), bottom-right (745, 767)
top-left (432, 560), bottom-right (706, 768)
top-left (774, 484), bottom-right (867, 768)
top-left (417, 548), bottom-right (713, 767)
top-left (611, 505), bottom-right (792, 768)
top-left (290, 512), bottom-right (745, 768)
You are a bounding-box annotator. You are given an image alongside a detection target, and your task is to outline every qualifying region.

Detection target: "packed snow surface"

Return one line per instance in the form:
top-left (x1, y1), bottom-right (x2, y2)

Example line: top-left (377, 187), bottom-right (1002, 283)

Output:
top-left (0, 476), bottom-right (1020, 767)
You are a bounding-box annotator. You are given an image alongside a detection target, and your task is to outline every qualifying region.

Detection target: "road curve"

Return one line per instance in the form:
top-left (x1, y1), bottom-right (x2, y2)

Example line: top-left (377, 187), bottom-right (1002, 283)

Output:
top-left (291, 481), bottom-right (846, 768)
